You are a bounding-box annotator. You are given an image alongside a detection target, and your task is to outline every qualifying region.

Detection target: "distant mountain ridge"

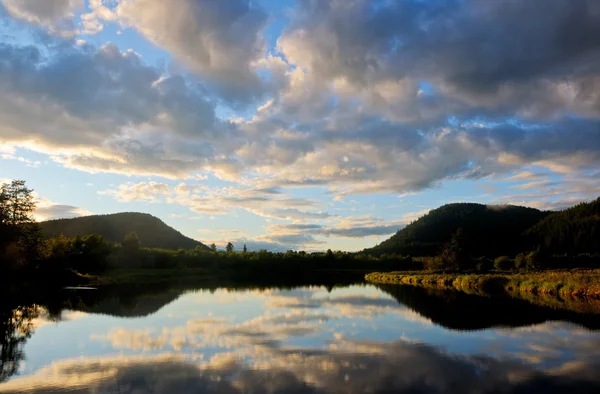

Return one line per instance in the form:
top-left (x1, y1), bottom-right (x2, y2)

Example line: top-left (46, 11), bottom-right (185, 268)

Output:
top-left (40, 212), bottom-right (208, 250)
top-left (366, 202), bottom-right (551, 257)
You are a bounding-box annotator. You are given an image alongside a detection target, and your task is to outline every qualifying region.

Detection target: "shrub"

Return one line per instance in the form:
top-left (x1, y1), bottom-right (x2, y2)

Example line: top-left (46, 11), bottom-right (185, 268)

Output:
top-left (425, 255), bottom-right (446, 271)
top-left (525, 250), bottom-right (543, 270)
top-left (494, 256), bottom-right (513, 271)
top-left (515, 253), bottom-right (527, 269)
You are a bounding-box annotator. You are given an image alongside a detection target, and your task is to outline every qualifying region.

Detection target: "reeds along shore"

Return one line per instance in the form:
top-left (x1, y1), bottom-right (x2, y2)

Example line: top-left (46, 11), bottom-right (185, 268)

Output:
top-left (365, 270), bottom-right (600, 299)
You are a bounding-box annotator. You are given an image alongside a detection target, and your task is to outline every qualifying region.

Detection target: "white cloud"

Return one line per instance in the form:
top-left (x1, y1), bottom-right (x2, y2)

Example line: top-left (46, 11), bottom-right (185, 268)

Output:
top-left (2, 0), bottom-right (82, 35)
top-left (114, 0), bottom-right (269, 102)
top-left (34, 196), bottom-right (92, 221)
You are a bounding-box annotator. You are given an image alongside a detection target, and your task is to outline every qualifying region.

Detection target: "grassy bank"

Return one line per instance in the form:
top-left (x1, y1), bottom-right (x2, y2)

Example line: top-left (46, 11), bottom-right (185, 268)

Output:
top-left (365, 270), bottom-right (600, 299)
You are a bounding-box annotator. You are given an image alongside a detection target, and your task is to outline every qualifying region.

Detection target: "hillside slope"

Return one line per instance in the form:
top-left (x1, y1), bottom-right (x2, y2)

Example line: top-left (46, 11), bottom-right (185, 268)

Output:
top-left (525, 197), bottom-right (600, 254)
top-left (366, 203), bottom-right (550, 257)
top-left (40, 212), bottom-right (208, 250)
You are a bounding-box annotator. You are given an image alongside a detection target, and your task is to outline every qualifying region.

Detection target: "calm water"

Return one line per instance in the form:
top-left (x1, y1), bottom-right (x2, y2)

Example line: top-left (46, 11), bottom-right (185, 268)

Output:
top-left (2, 281), bottom-right (600, 393)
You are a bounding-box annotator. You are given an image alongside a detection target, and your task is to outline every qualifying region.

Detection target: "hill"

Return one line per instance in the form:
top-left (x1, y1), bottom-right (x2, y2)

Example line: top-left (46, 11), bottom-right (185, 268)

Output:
top-left (40, 212), bottom-right (208, 250)
top-left (525, 197), bottom-right (600, 254)
top-left (366, 203), bottom-right (550, 257)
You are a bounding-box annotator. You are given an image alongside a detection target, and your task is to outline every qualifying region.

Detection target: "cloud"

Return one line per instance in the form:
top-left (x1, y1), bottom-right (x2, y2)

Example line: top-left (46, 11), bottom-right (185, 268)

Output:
top-left (5, 337), bottom-right (600, 394)
top-left (265, 216), bottom-right (405, 240)
top-left (1, 0), bottom-right (600, 218)
top-left (0, 40), bottom-right (246, 179)
top-left (101, 182), bottom-right (327, 223)
top-left (505, 171), bottom-right (547, 182)
top-left (1, 0), bottom-right (82, 35)
top-left (401, 209), bottom-right (431, 224)
top-left (99, 181), bottom-right (171, 203)
top-left (114, 0), bottom-right (269, 103)
top-left (34, 197), bottom-right (91, 221)
top-left (278, 0), bottom-right (600, 120)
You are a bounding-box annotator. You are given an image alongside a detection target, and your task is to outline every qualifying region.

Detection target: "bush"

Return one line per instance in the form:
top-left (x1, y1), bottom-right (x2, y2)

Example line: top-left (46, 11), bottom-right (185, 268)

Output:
top-left (494, 256), bottom-right (513, 271)
top-left (525, 250), bottom-right (543, 270)
top-left (515, 253), bottom-right (527, 269)
top-left (425, 255), bottom-right (446, 271)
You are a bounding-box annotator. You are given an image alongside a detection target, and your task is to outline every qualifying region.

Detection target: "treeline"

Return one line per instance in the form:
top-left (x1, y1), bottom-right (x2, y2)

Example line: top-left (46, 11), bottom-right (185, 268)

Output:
top-left (3, 179), bottom-right (599, 280)
top-left (1, 180), bottom-right (416, 280)
top-left (366, 198), bottom-right (600, 272)
top-left (524, 197), bottom-right (600, 254)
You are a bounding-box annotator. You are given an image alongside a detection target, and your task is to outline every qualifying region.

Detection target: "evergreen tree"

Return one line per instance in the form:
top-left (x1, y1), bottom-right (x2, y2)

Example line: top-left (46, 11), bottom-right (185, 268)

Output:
top-left (0, 180), bottom-right (41, 268)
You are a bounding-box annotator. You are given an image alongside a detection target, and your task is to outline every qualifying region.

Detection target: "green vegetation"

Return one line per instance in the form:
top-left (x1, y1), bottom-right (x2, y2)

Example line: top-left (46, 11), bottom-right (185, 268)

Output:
top-left (525, 197), bottom-right (600, 254)
top-left (2, 179), bottom-right (600, 292)
top-left (1, 180), bottom-right (417, 284)
top-left (366, 270), bottom-right (600, 298)
top-left (0, 180), bottom-right (43, 275)
top-left (366, 198), bottom-right (600, 271)
top-left (40, 212), bottom-right (208, 250)
top-left (366, 202), bottom-right (550, 257)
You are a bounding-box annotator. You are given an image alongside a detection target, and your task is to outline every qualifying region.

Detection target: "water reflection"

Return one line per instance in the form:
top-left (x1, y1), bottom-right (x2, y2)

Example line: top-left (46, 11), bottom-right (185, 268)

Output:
top-left (2, 337), bottom-right (600, 393)
top-left (0, 306), bottom-right (37, 383)
top-left (1, 280), bottom-right (600, 393)
top-left (377, 284), bottom-right (600, 330)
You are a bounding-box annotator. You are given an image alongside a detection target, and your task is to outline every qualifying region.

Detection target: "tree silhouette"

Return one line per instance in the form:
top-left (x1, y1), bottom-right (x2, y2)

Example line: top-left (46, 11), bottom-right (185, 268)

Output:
top-left (226, 242), bottom-right (234, 253)
top-left (0, 180), bottom-right (36, 226)
top-left (0, 305), bottom-right (40, 382)
top-left (0, 180), bottom-right (41, 269)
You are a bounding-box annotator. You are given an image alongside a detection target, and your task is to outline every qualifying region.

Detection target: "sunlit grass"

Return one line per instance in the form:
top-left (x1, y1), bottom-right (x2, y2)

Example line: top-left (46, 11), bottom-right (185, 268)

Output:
top-left (365, 270), bottom-right (600, 298)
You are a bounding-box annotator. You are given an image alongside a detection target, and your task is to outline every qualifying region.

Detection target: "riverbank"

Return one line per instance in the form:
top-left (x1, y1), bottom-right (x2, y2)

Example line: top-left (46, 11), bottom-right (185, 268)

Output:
top-left (365, 270), bottom-right (600, 298)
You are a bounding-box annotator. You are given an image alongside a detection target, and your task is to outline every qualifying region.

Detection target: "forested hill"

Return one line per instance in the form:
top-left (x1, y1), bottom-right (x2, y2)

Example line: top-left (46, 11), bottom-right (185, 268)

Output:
top-left (40, 212), bottom-right (208, 250)
top-left (366, 203), bottom-right (551, 257)
top-left (524, 197), bottom-right (600, 254)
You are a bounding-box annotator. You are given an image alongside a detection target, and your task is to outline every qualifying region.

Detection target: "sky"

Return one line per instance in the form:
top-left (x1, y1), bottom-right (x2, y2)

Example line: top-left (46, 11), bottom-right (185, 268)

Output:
top-left (0, 0), bottom-right (599, 252)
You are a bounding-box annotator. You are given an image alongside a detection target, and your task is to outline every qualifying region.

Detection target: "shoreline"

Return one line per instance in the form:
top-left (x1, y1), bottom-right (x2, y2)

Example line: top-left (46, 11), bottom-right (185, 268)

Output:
top-left (365, 270), bottom-right (600, 311)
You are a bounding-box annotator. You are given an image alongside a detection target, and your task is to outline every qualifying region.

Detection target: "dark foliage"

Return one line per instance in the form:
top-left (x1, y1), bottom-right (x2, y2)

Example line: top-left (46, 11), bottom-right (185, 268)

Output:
top-left (525, 197), bottom-right (600, 254)
top-left (366, 203), bottom-right (551, 257)
top-left (40, 212), bottom-right (208, 251)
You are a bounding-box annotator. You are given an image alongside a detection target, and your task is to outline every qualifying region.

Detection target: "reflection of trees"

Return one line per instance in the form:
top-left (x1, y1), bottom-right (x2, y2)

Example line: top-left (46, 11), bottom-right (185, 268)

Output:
top-left (0, 304), bottom-right (40, 382)
top-left (376, 284), bottom-right (600, 331)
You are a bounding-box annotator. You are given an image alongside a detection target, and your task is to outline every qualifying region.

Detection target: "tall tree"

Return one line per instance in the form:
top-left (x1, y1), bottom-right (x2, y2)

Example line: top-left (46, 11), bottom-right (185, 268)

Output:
top-left (0, 180), bottom-right (36, 226)
top-left (226, 242), bottom-right (234, 253)
top-left (0, 180), bottom-right (41, 268)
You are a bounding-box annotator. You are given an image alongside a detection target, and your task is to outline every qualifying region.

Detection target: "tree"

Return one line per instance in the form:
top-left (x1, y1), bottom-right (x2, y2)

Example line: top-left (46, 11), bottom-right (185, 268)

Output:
top-left (210, 243), bottom-right (217, 253)
top-left (1, 181), bottom-right (35, 226)
top-left (0, 180), bottom-right (41, 269)
top-left (439, 228), bottom-right (471, 271)
top-left (122, 232), bottom-right (140, 252)
top-left (243, 244), bottom-right (247, 253)
top-left (226, 242), bottom-right (234, 253)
